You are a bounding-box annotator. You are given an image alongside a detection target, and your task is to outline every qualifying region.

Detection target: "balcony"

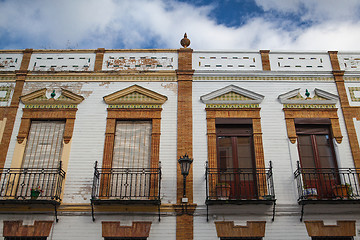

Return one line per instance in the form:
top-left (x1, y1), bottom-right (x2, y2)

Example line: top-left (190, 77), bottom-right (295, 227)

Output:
top-left (294, 163), bottom-right (360, 221)
top-left (205, 161), bottom-right (276, 221)
top-left (91, 161), bottom-right (162, 221)
top-left (0, 163), bottom-right (66, 221)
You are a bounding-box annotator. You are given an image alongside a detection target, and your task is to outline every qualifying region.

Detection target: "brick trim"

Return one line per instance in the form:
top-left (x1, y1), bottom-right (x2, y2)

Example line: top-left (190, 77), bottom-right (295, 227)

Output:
top-left (3, 221), bottom-right (53, 237)
top-left (260, 50), bottom-right (271, 71)
top-left (17, 108), bottom-right (78, 144)
top-left (283, 108), bottom-right (343, 144)
top-left (102, 221), bottom-right (152, 238)
top-left (304, 221), bottom-right (355, 237)
top-left (215, 221), bottom-right (266, 238)
top-left (94, 48), bottom-right (105, 72)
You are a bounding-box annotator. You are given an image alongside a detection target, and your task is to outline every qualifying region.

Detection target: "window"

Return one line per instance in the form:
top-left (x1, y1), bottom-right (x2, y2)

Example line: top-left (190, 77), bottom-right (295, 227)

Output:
top-left (296, 119), bottom-right (339, 198)
top-left (112, 121), bottom-right (151, 169)
top-left (22, 120), bottom-right (65, 169)
top-left (215, 119), bottom-right (257, 199)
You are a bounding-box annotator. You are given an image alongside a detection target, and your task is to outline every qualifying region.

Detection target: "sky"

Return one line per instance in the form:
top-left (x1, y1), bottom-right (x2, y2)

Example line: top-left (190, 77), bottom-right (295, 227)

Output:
top-left (0, 0), bottom-right (360, 51)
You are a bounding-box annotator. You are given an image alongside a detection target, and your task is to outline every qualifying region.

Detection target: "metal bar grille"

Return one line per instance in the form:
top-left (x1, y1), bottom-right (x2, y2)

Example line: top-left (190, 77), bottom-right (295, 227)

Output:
top-left (22, 121), bottom-right (65, 169)
top-left (92, 165), bottom-right (161, 201)
top-left (294, 164), bottom-right (360, 201)
top-left (205, 165), bottom-right (275, 201)
top-left (113, 121), bottom-right (151, 168)
top-left (0, 164), bottom-right (65, 200)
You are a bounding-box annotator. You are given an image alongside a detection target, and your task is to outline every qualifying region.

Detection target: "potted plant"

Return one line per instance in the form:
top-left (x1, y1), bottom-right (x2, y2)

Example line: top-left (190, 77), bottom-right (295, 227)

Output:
top-left (303, 185), bottom-right (318, 200)
top-left (216, 182), bottom-right (231, 200)
top-left (30, 186), bottom-right (42, 200)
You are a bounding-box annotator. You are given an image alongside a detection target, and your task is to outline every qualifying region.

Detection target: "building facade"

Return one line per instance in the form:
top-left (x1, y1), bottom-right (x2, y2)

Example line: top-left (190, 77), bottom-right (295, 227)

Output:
top-left (0, 35), bottom-right (360, 239)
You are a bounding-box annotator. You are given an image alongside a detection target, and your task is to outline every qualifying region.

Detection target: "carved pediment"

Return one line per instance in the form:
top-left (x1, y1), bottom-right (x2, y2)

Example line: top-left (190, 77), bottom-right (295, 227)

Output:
top-left (104, 85), bottom-right (167, 108)
top-left (278, 88), bottom-right (338, 105)
top-left (200, 85), bottom-right (264, 108)
top-left (20, 88), bottom-right (84, 107)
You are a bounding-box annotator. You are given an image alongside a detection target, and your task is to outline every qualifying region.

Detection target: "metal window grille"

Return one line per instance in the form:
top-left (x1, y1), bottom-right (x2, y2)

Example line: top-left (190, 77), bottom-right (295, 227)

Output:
top-left (220, 238), bottom-right (262, 240)
top-left (22, 120), bottom-right (65, 169)
top-left (112, 121), bottom-right (151, 168)
top-left (104, 238), bottom-right (146, 240)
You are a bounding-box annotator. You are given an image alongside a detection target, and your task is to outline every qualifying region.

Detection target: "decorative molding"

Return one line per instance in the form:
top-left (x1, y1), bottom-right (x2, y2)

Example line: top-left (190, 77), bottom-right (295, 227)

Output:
top-left (201, 85), bottom-right (264, 105)
top-left (278, 88), bottom-right (338, 105)
top-left (173, 203), bottom-right (197, 215)
top-left (206, 104), bottom-right (259, 108)
top-left (283, 108), bottom-right (343, 144)
top-left (20, 88), bottom-right (84, 108)
top-left (3, 221), bottom-right (53, 237)
top-left (194, 76), bottom-right (334, 81)
top-left (349, 87), bottom-right (360, 102)
top-left (0, 86), bottom-right (12, 102)
top-left (304, 221), bottom-right (355, 237)
top-left (26, 75), bottom-right (177, 82)
top-left (104, 85), bottom-right (167, 107)
top-left (283, 104), bottom-right (336, 109)
top-left (215, 221), bottom-right (266, 238)
top-left (102, 221), bottom-right (152, 238)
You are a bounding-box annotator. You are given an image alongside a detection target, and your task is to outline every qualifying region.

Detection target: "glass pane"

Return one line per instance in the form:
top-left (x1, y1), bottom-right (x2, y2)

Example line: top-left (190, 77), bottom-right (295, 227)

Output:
top-left (298, 135), bottom-right (315, 168)
top-left (316, 135), bottom-right (335, 168)
top-left (237, 136), bottom-right (253, 169)
top-left (218, 136), bottom-right (233, 169)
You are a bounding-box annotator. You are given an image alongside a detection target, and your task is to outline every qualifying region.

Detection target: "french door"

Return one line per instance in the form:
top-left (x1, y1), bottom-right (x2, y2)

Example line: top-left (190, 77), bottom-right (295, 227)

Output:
top-left (297, 125), bottom-right (339, 198)
top-left (216, 125), bottom-right (257, 199)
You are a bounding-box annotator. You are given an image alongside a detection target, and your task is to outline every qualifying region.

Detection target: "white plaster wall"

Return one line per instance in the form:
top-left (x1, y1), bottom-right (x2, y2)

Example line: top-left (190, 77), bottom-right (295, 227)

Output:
top-left (0, 53), bottom-right (23, 71)
top-left (192, 79), bottom-right (357, 239)
top-left (0, 214), bottom-right (176, 240)
top-left (269, 52), bottom-right (332, 71)
top-left (3, 81), bottom-right (178, 205)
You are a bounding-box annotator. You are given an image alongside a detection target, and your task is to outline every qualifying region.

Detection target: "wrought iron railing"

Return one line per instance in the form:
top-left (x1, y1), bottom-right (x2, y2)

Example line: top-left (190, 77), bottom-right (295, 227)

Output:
top-left (205, 161), bottom-right (275, 202)
top-left (91, 161), bottom-right (161, 202)
top-left (294, 162), bottom-right (360, 201)
top-left (0, 163), bottom-right (66, 201)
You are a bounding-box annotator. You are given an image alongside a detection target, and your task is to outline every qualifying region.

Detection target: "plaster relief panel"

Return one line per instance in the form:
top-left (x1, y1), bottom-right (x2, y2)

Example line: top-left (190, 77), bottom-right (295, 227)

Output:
top-left (0, 53), bottom-right (23, 71)
top-left (102, 52), bottom-right (177, 71)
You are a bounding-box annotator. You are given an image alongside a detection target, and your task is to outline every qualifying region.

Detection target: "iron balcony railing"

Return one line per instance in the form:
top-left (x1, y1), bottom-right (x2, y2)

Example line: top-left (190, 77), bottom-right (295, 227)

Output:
top-left (294, 163), bottom-right (360, 202)
top-left (0, 163), bottom-right (66, 202)
top-left (205, 161), bottom-right (275, 203)
top-left (91, 161), bottom-right (161, 203)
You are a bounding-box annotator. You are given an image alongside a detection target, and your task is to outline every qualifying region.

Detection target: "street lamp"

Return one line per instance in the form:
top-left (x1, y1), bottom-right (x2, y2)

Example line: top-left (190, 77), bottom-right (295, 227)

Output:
top-left (178, 154), bottom-right (193, 198)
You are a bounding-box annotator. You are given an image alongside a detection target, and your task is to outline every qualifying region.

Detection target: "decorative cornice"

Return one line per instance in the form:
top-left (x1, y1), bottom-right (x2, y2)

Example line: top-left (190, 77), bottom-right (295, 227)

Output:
top-left (104, 85), bottom-right (167, 107)
top-left (193, 76), bottom-right (334, 81)
top-left (20, 88), bottom-right (84, 107)
top-left (201, 85), bottom-right (264, 105)
top-left (278, 88), bottom-right (338, 106)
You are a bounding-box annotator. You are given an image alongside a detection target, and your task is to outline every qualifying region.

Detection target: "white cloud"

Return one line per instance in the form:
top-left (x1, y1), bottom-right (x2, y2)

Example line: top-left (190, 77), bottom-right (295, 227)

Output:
top-left (0, 0), bottom-right (360, 51)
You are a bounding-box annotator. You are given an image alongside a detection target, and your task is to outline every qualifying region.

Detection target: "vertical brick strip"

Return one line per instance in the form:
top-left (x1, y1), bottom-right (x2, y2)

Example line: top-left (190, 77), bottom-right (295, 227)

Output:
top-left (260, 50), bottom-right (271, 71)
top-left (0, 49), bottom-right (32, 168)
top-left (176, 47), bottom-right (194, 240)
top-left (329, 51), bottom-right (360, 168)
top-left (94, 48), bottom-right (105, 72)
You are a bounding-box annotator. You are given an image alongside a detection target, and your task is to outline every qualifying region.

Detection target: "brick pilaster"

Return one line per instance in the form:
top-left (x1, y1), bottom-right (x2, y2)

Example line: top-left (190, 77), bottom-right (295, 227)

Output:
top-left (329, 51), bottom-right (360, 168)
top-left (176, 46), bottom-right (195, 240)
top-left (260, 50), bottom-right (271, 71)
top-left (94, 48), bottom-right (105, 72)
top-left (0, 49), bottom-right (31, 168)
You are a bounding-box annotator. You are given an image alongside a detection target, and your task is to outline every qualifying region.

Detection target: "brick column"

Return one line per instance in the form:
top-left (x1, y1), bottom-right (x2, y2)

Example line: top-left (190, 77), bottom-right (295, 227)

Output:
top-left (94, 48), bottom-right (105, 72)
top-left (0, 49), bottom-right (32, 168)
top-left (176, 46), bottom-right (195, 240)
top-left (260, 50), bottom-right (271, 71)
top-left (329, 51), bottom-right (360, 168)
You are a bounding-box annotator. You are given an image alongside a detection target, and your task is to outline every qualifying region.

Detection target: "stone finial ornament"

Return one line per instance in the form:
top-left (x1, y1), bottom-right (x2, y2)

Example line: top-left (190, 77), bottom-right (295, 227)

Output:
top-left (180, 33), bottom-right (191, 48)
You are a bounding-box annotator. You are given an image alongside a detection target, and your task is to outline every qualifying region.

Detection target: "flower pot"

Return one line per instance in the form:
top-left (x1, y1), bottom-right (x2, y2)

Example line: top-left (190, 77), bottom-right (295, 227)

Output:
top-left (303, 188), bottom-right (318, 200)
top-left (332, 185), bottom-right (349, 199)
top-left (31, 190), bottom-right (41, 200)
